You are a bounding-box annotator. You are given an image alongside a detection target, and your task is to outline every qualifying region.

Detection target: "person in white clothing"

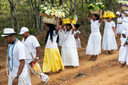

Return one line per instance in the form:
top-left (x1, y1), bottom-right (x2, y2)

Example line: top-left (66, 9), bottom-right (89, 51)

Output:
top-left (61, 20), bottom-right (79, 67)
top-left (86, 9), bottom-right (102, 61)
top-left (43, 18), bottom-right (64, 73)
top-left (74, 24), bottom-right (81, 49)
top-left (118, 30), bottom-right (128, 68)
top-left (120, 9), bottom-right (128, 34)
top-left (116, 11), bottom-right (123, 34)
top-left (58, 21), bottom-right (66, 54)
top-left (102, 17), bottom-right (118, 54)
top-left (1, 28), bottom-right (27, 85)
top-left (19, 27), bottom-right (49, 85)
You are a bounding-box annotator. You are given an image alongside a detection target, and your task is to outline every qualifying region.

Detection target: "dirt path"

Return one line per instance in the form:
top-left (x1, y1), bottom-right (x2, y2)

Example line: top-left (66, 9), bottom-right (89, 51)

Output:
top-left (1, 36), bottom-right (128, 85)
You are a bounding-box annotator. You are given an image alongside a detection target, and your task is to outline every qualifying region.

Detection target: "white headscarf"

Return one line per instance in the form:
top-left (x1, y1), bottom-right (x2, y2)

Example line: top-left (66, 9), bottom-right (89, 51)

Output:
top-left (124, 11), bottom-right (128, 14)
top-left (116, 11), bottom-right (120, 15)
top-left (122, 29), bottom-right (127, 35)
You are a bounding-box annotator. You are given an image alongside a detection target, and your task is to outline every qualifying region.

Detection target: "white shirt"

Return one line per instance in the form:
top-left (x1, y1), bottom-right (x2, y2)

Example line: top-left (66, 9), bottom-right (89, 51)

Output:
top-left (104, 19), bottom-right (116, 36)
top-left (62, 29), bottom-right (76, 48)
top-left (22, 35), bottom-right (40, 60)
top-left (45, 31), bottom-right (58, 48)
top-left (90, 19), bottom-right (101, 32)
top-left (58, 29), bottom-right (65, 46)
top-left (117, 17), bottom-right (122, 24)
top-left (8, 40), bottom-right (27, 77)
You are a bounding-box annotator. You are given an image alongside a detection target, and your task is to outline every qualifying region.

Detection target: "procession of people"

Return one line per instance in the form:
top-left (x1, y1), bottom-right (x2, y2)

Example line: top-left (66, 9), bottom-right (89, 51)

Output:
top-left (2, 4), bottom-right (128, 85)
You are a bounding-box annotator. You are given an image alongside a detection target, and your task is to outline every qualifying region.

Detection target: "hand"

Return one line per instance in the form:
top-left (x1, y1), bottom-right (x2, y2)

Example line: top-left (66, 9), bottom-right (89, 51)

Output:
top-left (12, 77), bottom-right (19, 85)
top-left (34, 58), bottom-right (38, 63)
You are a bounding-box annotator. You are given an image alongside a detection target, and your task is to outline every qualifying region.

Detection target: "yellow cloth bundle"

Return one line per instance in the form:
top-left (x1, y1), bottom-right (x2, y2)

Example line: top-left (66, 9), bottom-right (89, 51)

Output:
top-left (103, 11), bottom-right (116, 18)
top-left (62, 18), bottom-right (77, 24)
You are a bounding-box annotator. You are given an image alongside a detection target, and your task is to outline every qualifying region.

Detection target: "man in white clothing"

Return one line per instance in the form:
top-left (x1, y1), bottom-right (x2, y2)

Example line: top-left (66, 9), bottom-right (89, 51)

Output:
top-left (1, 28), bottom-right (27, 85)
top-left (19, 27), bottom-right (49, 85)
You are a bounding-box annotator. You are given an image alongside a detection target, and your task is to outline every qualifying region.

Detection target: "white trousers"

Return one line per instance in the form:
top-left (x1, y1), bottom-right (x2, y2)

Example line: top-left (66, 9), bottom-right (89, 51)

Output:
top-left (8, 75), bottom-right (26, 85)
top-left (26, 59), bottom-right (48, 85)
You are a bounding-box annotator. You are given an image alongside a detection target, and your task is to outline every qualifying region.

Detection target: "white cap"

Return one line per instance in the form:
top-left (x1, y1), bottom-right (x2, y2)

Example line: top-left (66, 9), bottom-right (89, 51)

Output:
top-left (122, 30), bottom-right (127, 35)
top-left (116, 11), bottom-right (120, 15)
top-left (19, 27), bottom-right (29, 35)
top-left (124, 11), bottom-right (128, 14)
top-left (1, 28), bottom-right (16, 37)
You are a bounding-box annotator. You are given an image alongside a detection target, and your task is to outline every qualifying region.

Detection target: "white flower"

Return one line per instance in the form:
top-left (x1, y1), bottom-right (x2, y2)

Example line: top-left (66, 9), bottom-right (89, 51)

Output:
top-left (43, 7), bottom-right (47, 10)
top-left (64, 4), bottom-right (67, 7)
top-left (45, 10), bottom-right (51, 15)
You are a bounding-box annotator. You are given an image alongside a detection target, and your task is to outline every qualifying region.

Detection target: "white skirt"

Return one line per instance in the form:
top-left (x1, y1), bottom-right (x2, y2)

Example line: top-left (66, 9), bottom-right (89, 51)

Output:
top-left (116, 24), bottom-right (123, 34)
top-left (86, 32), bottom-right (102, 55)
top-left (119, 46), bottom-right (128, 63)
top-left (102, 35), bottom-right (117, 50)
top-left (61, 47), bottom-right (79, 67)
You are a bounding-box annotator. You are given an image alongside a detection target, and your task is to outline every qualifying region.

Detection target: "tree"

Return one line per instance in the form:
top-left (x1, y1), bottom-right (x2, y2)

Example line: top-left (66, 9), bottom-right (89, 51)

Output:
top-left (8, 0), bottom-right (19, 32)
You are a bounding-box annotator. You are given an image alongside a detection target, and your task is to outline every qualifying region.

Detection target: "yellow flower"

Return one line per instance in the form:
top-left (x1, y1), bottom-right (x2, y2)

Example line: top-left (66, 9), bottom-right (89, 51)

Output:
top-left (92, 5), bottom-right (95, 7)
top-left (61, 14), bottom-right (63, 17)
top-left (101, 5), bottom-right (104, 8)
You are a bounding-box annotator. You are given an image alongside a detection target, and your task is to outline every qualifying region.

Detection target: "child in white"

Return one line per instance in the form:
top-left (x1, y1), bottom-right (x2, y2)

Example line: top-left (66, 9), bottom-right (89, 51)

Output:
top-left (61, 23), bottom-right (79, 67)
top-left (86, 9), bottom-right (102, 61)
top-left (74, 24), bottom-right (81, 49)
top-left (102, 18), bottom-right (118, 54)
top-left (118, 30), bottom-right (128, 68)
top-left (116, 11), bottom-right (123, 34)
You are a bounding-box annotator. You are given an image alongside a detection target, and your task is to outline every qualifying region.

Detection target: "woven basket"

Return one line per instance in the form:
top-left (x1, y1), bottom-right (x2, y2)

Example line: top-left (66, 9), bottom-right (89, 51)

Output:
top-left (121, 6), bottom-right (128, 11)
top-left (40, 13), bottom-right (53, 18)
top-left (43, 16), bottom-right (56, 25)
top-left (90, 9), bottom-right (100, 14)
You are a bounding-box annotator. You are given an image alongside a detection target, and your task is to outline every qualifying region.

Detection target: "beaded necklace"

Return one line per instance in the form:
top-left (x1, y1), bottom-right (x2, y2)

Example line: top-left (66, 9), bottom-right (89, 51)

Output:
top-left (7, 38), bottom-right (17, 71)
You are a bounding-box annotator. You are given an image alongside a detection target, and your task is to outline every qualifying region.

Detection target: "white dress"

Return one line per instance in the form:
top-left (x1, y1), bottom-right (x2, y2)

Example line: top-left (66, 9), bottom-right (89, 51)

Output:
top-left (86, 19), bottom-right (102, 55)
top-left (102, 19), bottom-right (118, 50)
top-left (116, 17), bottom-right (123, 34)
top-left (61, 29), bottom-right (79, 67)
top-left (74, 30), bottom-right (81, 49)
top-left (122, 14), bottom-right (128, 34)
top-left (58, 29), bottom-right (65, 46)
top-left (118, 35), bottom-right (128, 64)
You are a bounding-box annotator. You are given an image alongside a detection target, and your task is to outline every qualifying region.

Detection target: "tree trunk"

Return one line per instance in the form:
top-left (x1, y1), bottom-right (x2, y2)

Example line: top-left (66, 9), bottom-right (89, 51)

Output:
top-left (8, 0), bottom-right (19, 32)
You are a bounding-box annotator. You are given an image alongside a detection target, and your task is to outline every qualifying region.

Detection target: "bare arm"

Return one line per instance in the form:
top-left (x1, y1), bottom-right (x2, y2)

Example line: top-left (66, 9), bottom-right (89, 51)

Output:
top-left (99, 9), bottom-right (102, 23)
top-left (70, 19), bottom-right (75, 34)
top-left (86, 12), bottom-right (91, 21)
top-left (55, 18), bottom-right (59, 34)
top-left (74, 33), bottom-right (80, 39)
top-left (36, 46), bottom-right (40, 57)
top-left (113, 27), bottom-right (117, 38)
top-left (44, 23), bottom-right (49, 30)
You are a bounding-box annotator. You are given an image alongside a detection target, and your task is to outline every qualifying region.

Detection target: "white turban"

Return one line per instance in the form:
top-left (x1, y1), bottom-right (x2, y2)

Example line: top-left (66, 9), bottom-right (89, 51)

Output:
top-left (124, 11), bottom-right (128, 14)
top-left (116, 11), bottom-right (120, 15)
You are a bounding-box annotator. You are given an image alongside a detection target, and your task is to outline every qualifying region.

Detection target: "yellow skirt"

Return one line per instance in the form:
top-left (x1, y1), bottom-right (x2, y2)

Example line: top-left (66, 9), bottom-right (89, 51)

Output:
top-left (42, 48), bottom-right (64, 72)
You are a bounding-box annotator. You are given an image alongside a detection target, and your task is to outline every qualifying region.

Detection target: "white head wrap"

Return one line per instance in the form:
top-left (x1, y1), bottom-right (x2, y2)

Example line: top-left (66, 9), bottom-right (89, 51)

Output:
top-left (122, 30), bottom-right (127, 35)
top-left (116, 11), bottom-right (120, 15)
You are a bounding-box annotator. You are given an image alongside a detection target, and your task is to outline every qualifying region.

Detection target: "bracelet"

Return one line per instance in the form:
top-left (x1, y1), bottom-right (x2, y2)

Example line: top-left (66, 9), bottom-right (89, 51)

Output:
top-left (71, 24), bottom-right (73, 25)
top-left (35, 57), bottom-right (39, 60)
top-left (16, 75), bottom-right (19, 78)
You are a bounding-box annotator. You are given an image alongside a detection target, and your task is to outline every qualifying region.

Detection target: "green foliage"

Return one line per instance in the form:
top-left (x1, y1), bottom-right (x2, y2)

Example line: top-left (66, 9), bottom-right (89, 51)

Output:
top-left (17, 36), bottom-right (23, 41)
top-left (39, 42), bottom-right (44, 46)
top-left (29, 29), bottom-right (36, 35)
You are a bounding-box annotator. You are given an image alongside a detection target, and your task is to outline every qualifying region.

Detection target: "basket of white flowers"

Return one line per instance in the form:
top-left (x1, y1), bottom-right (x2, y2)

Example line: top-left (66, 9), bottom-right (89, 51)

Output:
top-left (119, 1), bottom-right (128, 11)
top-left (39, 2), bottom-right (70, 24)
